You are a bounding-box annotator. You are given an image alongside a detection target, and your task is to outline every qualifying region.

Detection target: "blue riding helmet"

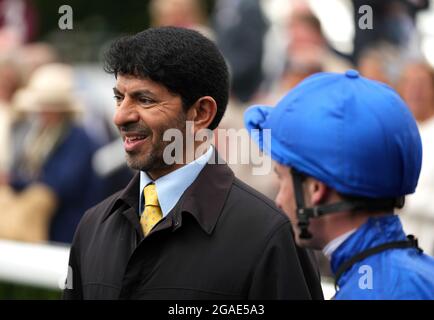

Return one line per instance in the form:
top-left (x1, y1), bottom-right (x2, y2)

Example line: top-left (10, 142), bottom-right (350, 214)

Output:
top-left (244, 70), bottom-right (422, 199)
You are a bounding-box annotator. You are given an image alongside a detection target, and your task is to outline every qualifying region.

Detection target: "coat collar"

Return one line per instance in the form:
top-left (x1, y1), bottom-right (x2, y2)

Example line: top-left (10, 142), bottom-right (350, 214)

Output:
top-left (331, 215), bottom-right (407, 284)
top-left (105, 151), bottom-right (234, 235)
top-left (118, 172), bottom-right (141, 211)
top-left (173, 154), bottom-right (234, 234)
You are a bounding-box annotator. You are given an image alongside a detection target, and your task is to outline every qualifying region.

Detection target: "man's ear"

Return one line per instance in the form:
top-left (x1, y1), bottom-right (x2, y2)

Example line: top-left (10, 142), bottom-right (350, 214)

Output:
top-left (187, 96), bottom-right (217, 133)
top-left (305, 178), bottom-right (329, 206)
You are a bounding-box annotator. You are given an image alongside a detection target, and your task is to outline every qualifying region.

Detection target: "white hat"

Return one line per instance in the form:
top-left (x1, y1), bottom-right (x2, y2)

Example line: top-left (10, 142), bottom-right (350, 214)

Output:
top-left (13, 63), bottom-right (82, 113)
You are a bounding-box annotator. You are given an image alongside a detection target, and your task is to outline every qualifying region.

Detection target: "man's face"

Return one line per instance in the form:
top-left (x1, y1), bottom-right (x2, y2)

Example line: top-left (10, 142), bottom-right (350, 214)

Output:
top-left (39, 110), bottom-right (64, 127)
top-left (113, 74), bottom-right (187, 176)
top-left (274, 163), bottom-right (297, 226)
top-left (400, 64), bottom-right (434, 122)
top-left (274, 163), bottom-right (321, 248)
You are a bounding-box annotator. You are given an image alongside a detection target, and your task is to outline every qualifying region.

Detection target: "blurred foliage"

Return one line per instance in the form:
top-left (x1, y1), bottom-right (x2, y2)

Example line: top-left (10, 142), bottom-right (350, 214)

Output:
top-left (30, 0), bottom-right (215, 62)
top-left (0, 282), bottom-right (61, 300)
top-left (33, 0), bottom-right (151, 38)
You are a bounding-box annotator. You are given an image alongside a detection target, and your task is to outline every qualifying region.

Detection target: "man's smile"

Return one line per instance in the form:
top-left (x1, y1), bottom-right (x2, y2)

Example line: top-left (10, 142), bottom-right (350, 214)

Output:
top-left (122, 131), bottom-right (151, 152)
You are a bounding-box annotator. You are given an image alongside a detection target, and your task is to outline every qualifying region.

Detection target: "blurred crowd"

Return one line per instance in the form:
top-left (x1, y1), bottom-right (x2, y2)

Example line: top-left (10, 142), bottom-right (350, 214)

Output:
top-left (0, 1), bottom-right (133, 244)
top-left (0, 0), bottom-right (433, 262)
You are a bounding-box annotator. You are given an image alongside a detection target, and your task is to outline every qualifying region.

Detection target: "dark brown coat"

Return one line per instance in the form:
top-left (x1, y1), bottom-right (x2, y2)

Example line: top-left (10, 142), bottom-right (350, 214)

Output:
top-left (63, 160), bottom-right (323, 300)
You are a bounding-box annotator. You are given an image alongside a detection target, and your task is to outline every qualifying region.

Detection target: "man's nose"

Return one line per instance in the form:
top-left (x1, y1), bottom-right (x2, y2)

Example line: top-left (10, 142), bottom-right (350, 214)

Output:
top-left (113, 98), bottom-right (140, 126)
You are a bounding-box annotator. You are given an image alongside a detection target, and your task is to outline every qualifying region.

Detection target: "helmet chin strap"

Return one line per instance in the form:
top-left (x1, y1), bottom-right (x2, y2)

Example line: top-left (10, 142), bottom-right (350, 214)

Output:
top-left (290, 168), bottom-right (405, 240)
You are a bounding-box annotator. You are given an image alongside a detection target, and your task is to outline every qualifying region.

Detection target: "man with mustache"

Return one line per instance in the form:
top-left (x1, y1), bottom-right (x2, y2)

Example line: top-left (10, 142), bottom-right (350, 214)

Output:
top-left (63, 27), bottom-right (323, 300)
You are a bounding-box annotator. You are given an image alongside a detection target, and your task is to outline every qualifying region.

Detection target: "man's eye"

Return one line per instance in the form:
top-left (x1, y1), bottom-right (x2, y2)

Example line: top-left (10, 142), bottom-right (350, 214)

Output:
top-left (113, 95), bottom-right (123, 104)
top-left (139, 97), bottom-right (156, 105)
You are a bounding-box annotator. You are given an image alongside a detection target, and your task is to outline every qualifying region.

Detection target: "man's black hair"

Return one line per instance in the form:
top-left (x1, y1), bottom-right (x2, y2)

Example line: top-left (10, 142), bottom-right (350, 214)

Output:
top-left (104, 26), bottom-right (229, 130)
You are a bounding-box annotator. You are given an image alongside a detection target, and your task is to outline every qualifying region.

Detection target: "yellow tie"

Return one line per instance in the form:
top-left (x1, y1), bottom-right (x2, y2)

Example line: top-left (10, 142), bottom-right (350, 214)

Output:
top-left (140, 183), bottom-right (163, 236)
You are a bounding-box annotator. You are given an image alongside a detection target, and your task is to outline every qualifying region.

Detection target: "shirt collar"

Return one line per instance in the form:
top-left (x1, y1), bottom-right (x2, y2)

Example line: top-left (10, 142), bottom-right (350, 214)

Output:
top-left (139, 146), bottom-right (214, 216)
top-left (322, 229), bottom-right (357, 260)
top-left (107, 148), bottom-right (234, 236)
